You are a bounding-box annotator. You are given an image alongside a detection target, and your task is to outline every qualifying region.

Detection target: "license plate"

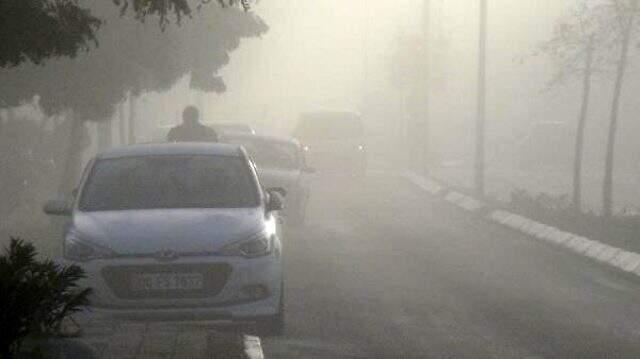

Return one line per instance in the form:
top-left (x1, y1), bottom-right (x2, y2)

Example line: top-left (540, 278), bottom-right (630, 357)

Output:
top-left (131, 273), bottom-right (203, 291)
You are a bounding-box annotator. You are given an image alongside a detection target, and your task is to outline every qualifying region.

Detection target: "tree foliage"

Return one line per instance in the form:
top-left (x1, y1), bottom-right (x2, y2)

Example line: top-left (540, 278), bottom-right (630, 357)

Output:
top-left (0, 2), bottom-right (267, 119)
top-left (0, 0), bottom-right (254, 69)
top-left (537, 0), bottom-right (617, 87)
top-left (0, 0), bottom-right (102, 68)
top-left (113, 0), bottom-right (252, 28)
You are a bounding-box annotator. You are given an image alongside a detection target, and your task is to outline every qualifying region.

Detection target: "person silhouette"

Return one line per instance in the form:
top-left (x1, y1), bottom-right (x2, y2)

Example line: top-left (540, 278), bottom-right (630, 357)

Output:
top-left (167, 106), bottom-right (218, 142)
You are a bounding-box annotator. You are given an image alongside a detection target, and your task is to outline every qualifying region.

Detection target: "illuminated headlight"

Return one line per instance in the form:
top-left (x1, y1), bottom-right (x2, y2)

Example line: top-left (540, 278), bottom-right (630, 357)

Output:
top-left (357, 144), bottom-right (365, 151)
top-left (302, 145), bottom-right (310, 152)
top-left (219, 233), bottom-right (273, 258)
top-left (64, 233), bottom-right (115, 262)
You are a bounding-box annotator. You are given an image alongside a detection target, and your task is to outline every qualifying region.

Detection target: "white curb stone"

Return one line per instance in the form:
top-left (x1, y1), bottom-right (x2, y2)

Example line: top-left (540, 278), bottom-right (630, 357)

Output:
top-left (614, 252), bottom-right (640, 273)
top-left (585, 241), bottom-right (608, 259)
top-left (609, 251), bottom-right (631, 268)
top-left (459, 196), bottom-right (484, 212)
top-left (567, 236), bottom-right (594, 254)
top-left (505, 215), bottom-right (521, 228)
top-left (537, 225), bottom-right (556, 240)
top-left (445, 191), bottom-right (465, 205)
top-left (498, 211), bottom-right (514, 224)
top-left (404, 171), bottom-right (443, 195)
top-left (403, 172), bottom-right (640, 280)
top-left (596, 245), bottom-right (621, 263)
top-left (519, 219), bottom-right (535, 233)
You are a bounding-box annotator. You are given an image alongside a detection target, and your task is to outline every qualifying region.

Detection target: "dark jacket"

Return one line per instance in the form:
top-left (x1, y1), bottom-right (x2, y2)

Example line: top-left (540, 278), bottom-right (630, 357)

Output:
top-left (167, 122), bottom-right (219, 142)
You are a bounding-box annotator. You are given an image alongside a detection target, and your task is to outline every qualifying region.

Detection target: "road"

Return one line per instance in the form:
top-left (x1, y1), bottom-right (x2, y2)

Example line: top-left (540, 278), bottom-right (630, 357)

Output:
top-left (263, 173), bottom-right (640, 358)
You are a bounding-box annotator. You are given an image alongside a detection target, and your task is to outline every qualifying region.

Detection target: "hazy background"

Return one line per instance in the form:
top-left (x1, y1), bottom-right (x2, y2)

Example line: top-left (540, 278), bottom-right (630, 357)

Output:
top-left (5, 0), bottom-right (640, 252)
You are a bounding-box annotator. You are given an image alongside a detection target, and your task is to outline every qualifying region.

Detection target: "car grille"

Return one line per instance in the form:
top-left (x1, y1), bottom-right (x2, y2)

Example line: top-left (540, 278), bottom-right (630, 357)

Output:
top-left (102, 263), bottom-right (232, 300)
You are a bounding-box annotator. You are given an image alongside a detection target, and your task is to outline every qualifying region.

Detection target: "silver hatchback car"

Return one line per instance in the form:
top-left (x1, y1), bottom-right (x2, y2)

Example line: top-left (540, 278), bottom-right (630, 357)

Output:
top-left (44, 143), bottom-right (285, 334)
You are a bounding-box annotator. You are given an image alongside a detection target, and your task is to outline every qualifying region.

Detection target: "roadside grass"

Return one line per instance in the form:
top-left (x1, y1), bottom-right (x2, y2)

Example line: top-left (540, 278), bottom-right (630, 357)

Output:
top-left (430, 165), bottom-right (640, 254)
top-left (509, 189), bottom-right (640, 254)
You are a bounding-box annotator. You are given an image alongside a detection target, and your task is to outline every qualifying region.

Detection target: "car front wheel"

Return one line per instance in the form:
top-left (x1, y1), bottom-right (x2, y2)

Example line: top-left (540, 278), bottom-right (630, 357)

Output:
top-left (254, 285), bottom-right (284, 337)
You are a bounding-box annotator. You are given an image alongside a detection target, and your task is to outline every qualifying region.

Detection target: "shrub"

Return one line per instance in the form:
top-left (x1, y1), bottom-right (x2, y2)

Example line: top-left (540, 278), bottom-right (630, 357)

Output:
top-left (0, 238), bottom-right (92, 358)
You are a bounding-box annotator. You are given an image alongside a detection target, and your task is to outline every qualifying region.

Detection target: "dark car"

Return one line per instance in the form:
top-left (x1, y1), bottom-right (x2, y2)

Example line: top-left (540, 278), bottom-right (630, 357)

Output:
top-left (294, 111), bottom-right (367, 176)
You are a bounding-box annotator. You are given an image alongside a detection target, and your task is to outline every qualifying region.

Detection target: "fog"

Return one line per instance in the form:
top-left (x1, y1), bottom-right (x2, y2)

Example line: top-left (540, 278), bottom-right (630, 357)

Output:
top-left (5, 1), bottom-right (640, 357)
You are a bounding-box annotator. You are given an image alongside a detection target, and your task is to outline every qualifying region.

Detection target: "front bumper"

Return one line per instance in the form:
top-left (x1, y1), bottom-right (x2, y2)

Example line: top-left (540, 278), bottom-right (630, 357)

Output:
top-left (64, 253), bottom-right (282, 321)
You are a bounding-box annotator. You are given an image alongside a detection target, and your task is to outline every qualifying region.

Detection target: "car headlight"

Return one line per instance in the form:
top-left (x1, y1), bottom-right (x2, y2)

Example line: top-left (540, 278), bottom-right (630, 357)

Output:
top-left (219, 232), bottom-right (273, 259)
top-left (64, 233), bottom-right (115, 262)
top-left (357, 144), bottom-right (365, 151)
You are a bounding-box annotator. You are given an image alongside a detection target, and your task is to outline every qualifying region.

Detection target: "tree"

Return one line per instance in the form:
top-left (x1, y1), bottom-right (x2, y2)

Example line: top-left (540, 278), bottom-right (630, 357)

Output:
top-left (539, 1), bottom-right (607, 211)
top-left (602, 0), bottom-right (639, 218)
top-left (0, 0), bottom-right (252, 69)
top-left (476, 0), bottom-right (487, 196)
top-left (0, 1), bottom-right (267, 193)
top-left (0, 0), bottom-right (101, 68)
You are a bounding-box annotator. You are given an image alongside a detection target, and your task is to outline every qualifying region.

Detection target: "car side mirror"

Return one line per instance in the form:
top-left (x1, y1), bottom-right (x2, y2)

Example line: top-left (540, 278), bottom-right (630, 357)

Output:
top-left (43, 199), bottom-right (71, 216)
top-left (302, 166), bottom-right (316, 174)
top-left (265, 189), bottom-right (285, 212)
top-left (266, 187), bottom-right (287, 198)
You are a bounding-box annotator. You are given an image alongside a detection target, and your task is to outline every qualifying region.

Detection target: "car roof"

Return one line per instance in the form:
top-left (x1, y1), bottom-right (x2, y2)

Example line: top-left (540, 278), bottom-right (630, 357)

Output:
top-left (221, 133), bottom-right (301, 146)
top-left (97, 142), bottom-right (244, 160)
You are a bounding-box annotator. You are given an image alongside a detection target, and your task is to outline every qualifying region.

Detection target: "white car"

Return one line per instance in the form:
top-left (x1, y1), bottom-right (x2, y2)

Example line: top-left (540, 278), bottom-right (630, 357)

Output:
top-left (44, 143), bottom-right (285, 334)
top-left (222, 133), bottom-right (314, 225)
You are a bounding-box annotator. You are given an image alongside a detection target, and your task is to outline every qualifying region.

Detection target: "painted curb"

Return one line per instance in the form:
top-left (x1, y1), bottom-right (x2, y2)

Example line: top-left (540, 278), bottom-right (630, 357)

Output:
top-left (402, 172), bottom-right (640, 280)
top-left (403, 171), bottom-right (443, 195)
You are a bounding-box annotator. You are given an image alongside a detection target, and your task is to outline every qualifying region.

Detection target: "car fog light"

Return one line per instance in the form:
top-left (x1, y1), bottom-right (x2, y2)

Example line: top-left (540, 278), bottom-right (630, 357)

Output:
top-left (240, 284), bottom-right (270, 300)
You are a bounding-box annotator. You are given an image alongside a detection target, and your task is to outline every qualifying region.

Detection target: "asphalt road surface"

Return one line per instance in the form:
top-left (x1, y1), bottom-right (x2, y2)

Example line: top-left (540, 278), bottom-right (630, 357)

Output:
top-left (263, 173), bottom-right (640, 358)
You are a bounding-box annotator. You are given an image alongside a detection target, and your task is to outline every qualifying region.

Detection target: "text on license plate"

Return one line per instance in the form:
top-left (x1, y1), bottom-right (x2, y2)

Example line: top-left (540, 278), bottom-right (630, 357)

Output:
top-left (131, 273), bottom-right (203, 291)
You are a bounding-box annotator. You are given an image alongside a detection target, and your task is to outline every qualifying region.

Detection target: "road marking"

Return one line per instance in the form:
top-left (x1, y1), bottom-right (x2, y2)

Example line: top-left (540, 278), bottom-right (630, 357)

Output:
top-left (244, 336), bottom-right (264, 359)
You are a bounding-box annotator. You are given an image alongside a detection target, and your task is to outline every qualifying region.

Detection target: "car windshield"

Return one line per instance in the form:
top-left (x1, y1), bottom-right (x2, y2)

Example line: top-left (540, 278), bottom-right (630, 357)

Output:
top-left (229, 139), bottom-right (300, 170)
top-left (79, 155), bottom-right (259, 211)
top-left (294, 113), bottom-right (363, 141)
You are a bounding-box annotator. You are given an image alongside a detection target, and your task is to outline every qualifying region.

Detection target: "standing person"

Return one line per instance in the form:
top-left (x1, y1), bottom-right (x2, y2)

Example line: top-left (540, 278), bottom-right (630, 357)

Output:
top-left (167, 106), bottom-right (219, 142)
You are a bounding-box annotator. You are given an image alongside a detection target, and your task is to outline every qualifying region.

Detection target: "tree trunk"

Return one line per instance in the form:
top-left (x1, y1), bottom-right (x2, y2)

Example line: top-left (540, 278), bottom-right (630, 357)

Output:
top-left (118, 102), bottom-right (127, 145)
top-left (57, 115), bottom-right (84, 195)
top-left (603, 0), bottom-right (637, 218)
top-left (572, 37), bottom-right (594, 211)
top-left (475, 0), bottom-right (488, 196)
top-left (128, 93), bottom-right (137, 145)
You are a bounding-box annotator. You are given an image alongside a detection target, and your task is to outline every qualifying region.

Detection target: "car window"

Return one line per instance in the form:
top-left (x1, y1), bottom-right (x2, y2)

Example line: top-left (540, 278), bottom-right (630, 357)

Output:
top-left (229, 139), bottom-right (300, 170)
top-left (79, 155), bottom-right (259, 211)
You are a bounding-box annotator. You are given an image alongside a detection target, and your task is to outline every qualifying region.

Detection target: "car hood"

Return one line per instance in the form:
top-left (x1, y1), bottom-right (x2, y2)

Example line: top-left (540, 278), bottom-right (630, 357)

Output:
top-left (257, 168), bottom-right (300, 190)
top-left (70, 208), bottom-right (265, 255)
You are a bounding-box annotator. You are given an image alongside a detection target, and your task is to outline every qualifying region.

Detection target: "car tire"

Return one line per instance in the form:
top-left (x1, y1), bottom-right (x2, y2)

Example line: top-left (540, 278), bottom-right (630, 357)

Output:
top-left (255, 284), bottom-right (285, 337)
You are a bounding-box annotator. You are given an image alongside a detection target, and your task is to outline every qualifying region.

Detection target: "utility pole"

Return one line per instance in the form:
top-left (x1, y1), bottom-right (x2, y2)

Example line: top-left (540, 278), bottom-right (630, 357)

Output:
top-left (475, 0), bottom-right (487, 196)
top-left (421, 0), bottom-right (431, 174)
